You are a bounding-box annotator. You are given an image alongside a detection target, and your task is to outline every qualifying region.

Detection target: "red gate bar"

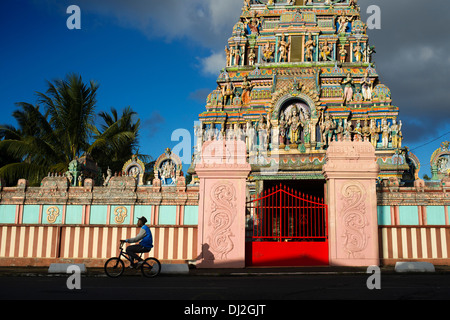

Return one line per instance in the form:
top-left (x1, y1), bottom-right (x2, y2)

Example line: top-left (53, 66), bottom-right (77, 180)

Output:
top-left (247, 184), bottom-right (328, 242)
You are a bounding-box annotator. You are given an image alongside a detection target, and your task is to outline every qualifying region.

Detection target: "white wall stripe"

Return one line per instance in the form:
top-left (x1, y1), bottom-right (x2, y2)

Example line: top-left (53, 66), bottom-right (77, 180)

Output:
top-left (101, 228), bottom-right (108, 258)
top-left (10, 227), bottom-right (16, 258)
top-left (0, 227), bottom-right (6, 257)
top-left (441, 228), bottom-right (448, 258)
top-left (93, 227), bottom-right (99, 258)
top-left (83, 228), bottom-right (89, 258)
top-left (167, 228), bottom-right (174, 260)
top-left (158, 228), bottom-right (165, 258)
top-left (431, 228), bottom-right (437, 258)
top-left (28, 227), bottom-right (35, 258)
top-left (46, 227), bottom-right (53, 258)
top-left (18, 227), bottom-right (25, 257)
top-left (411, 228), bottom-right (418, 259)
top-left (177, 228), bottom-right (184, 259)
top-left (421, 228), bottom-right (428, 259)
top-left (64, 228), bottom-right (71, 258)
top-left (73, 227), bottom-right (80, 258)
top-left (391, 228), bottom-right (398, 259)
top-left (187, 227), bottom-right (194, 260)
top-left (401, 228), bottom-right (408, 258)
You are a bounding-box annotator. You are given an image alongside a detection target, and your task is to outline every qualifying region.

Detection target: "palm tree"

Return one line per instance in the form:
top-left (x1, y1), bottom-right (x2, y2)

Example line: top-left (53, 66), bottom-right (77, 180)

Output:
top-left (0, 103), bottom-right (64, 185)
top-left (89, 106), bottom-right (150, 174)
top-left (0, 73), bottom-right (146, 186)
top-left (37, 73), bottom-right (98, 162)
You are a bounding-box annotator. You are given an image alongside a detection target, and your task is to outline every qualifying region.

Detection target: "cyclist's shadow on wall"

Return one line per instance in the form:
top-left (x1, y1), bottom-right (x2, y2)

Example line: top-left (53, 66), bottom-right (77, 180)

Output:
top-left (193, 243), bottom-right (215, 267)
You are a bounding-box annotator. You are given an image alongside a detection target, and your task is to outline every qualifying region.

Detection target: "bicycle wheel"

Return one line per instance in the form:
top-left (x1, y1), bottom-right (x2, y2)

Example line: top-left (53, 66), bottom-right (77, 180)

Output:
top-left (141, 257), bottom-right (161, 278)
top-left (104, 257), bottom-right (125, 278)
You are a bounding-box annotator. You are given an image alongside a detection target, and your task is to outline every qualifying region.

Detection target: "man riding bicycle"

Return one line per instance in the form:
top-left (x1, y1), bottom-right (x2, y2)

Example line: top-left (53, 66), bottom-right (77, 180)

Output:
top-left (121, 216), bottom-right (153, 268)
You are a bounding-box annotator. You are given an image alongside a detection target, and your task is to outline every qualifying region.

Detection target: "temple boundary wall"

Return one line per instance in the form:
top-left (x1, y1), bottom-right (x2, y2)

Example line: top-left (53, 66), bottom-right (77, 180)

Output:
top-left (0, 165), bottom-right (450, 267)
top-left (0, 176), bottom-right (199, 267)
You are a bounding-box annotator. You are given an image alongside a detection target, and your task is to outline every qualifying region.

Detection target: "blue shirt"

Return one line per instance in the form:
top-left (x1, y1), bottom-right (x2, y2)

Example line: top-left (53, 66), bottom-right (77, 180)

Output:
top-left (140, 225), bottom-right (153, 249)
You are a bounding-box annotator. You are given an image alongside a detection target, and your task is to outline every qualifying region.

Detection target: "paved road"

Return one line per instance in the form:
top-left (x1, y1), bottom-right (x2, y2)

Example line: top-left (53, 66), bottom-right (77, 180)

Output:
top-left (1, 272), bottom-right (450, 301)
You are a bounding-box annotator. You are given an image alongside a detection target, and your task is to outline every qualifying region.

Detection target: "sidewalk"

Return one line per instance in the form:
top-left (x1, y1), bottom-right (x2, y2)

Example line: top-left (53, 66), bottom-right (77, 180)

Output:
top-left (0, 265), bottom-right (390, 277)
top-left (1, 265), bottom-right (449, 277)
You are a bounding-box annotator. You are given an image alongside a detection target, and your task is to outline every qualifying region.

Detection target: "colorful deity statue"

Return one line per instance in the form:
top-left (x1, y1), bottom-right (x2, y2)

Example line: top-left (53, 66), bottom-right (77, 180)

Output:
top-left (304, 34), bottom-right (315, 62)
top-left (361, 71), bottom-right (373, 101)
top-left (320, 40), bottom-right (332, 62)
top-left (288, 108), bottom-right (301, 145)
top-left (339, 44), bottom-right (347, 63)
top-left (381, 118), bottom-right (391, 148)
top-left (221, 78), bottom-right (235, 105)
top-left (342, 73), bottom-right (354, 104)
top-left (262, 42), bottom-right (274, 62)
top-left (278, 33), bottom-right (290, 63)
top-left (321, 114), bottom-right (336, 147)
top-left (390, 119), bottom-right (403, 149)
top-left (353, 41), bottom-right (363, 62)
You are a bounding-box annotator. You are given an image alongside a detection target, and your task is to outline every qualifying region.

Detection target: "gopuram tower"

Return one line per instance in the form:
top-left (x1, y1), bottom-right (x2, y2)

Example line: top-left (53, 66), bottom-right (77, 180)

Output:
top-left (192, 0), bottom-right (411, 197)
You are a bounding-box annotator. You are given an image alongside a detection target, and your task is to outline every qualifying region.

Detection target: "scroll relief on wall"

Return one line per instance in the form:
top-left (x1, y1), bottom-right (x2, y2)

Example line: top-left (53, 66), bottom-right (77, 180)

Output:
top-left (114, 206), bottom-right (128, 224)
top-left (340, 181), bottom-right (369, 259)
top-left (207, 182), bottom-right (237, 260)
top-left (46, 206), bottom-right (60, 224)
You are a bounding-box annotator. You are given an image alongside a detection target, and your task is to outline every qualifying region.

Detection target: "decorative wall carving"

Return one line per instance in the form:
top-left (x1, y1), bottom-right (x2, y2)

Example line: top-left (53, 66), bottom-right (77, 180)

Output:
top-left (46, 206), bottom-right (60, 224)
top-left (340, 181), bottom-right (369, 258)
top-left (208, 182), bottom-right (237, 259)
top-left (114, 206), bottom-right (128, 224)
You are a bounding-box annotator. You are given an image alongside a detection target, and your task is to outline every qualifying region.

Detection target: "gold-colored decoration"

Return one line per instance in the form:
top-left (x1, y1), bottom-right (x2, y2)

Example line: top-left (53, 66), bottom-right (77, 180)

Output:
top-left (46, 206), bottom-right (60, 224)
top-left (114, 206), bottom-right (128, 224)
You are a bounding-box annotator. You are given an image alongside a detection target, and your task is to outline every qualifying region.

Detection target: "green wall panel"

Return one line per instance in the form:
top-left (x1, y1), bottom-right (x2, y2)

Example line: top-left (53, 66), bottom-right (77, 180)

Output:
top-left (159, 206), bottom-right (177, 225)
top-left (427, 206), bottom-right (446, 225)
top-left (184, 206), bottom-right (198, 225)
top-left (22, 205), bottom-right (40, 224)
top-left (0, 205), bottom-right (16, 224)
top-left (399, 206), bottom-right (419, 225)
top-left (377, 206), bottom-right (391, 226)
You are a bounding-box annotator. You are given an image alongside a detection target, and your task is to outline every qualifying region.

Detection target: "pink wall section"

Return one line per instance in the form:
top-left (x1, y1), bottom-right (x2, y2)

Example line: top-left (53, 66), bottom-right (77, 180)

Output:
top-left (195, 139), bottom-right (251, 268)
top-left (323, 140), bottom-right (380, 266)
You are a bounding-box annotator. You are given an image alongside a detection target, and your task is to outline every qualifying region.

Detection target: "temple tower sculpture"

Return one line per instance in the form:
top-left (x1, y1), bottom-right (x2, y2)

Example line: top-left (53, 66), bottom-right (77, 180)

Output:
top-left (190, 0), bottom-right (417, 267)
top-left (191, 0), bottom-right (412, 194)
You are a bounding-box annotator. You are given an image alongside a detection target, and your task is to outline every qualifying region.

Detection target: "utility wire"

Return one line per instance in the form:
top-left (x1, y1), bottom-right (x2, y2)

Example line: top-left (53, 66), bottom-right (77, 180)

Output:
top-left (409, 131), bottom-right (450, 152)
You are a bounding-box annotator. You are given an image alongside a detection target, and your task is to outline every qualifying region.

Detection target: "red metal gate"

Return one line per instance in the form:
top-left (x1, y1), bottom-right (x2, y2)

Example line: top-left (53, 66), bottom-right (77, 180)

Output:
top-left (246, 184), bottom-right (329, 266)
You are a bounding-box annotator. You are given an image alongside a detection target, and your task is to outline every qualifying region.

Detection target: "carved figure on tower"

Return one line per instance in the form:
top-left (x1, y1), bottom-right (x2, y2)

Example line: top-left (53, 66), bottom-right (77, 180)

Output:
top-left (244, 11), bottom-right (261, 35)
top-left (248, 48), bottom-right (256, 66)
top-left (320, 40), bottom-right (332, 62)
top-left (390, 119), bottom-right (403, 149)
top-left (262, 42), bottom-right (274, 62)
top-left (279, 113), bottom-right (287, 147)
top-left (342, 73), bottom-right (354, 105)
top-left (369, 119), bottom-right (380, 148)
top-left (339, 44), bottom-right (347, 63)
top-left (288, 108), bottom-right (301, 145)
top-left (321, 114), bottom-right (336, 147)
top-left (353, 41), bottom-right (363, 62)
top-left (305, 34), bottom-right (315, 62)
top-left (221, 78), bottom-right (235, 105)
top-left (278, 33), bottom-right (290, 63)
top-left (361, 71), bottom-right (373, 101)
top-left (381, 118), bottom-right (391, 148)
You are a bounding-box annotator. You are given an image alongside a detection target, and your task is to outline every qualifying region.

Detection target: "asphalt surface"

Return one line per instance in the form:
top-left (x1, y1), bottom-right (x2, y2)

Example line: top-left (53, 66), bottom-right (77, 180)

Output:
top-left (1, 266), bottom-right (450, 299)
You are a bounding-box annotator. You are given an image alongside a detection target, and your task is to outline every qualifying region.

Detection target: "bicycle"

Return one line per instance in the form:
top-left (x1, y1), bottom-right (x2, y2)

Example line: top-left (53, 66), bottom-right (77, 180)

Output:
top-left (104, 242), bottom-right (161, 278)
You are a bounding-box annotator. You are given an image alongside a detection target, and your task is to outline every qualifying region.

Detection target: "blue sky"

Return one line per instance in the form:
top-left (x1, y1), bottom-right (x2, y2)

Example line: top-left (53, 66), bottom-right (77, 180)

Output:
top-left (1, 0), bottom-right (449, 178)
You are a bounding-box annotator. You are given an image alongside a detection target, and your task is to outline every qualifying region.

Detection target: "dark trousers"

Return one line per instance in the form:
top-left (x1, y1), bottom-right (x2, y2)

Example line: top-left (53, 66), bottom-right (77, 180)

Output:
top-left (126, 244), bottom-right (151, 264)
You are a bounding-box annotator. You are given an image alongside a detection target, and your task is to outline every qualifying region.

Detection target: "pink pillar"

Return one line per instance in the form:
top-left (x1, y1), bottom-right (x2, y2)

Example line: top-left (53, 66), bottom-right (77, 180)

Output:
top-left (195, 139), bottom-right (251, 268)
top-left (322, 140), bottom-right (380, 266)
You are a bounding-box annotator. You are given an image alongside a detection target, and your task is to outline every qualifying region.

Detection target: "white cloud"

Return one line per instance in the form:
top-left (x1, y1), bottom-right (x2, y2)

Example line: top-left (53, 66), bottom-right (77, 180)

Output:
top-left (77, 0), bottom-right (243, 51)
top-left (199, 51), bottom-right (226, 76)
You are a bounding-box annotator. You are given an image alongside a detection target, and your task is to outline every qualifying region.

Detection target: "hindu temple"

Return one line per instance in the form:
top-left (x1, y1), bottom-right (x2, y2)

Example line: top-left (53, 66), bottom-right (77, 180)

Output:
top-left (0, 0), bottom-right (449, 269)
